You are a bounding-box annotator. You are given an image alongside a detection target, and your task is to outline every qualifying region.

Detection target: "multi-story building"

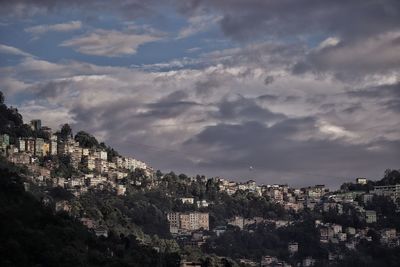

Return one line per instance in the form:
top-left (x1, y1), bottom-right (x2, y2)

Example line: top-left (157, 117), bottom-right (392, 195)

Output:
top-left (288, 242), bottom-right (299, 254)
top-left (34, 138), bottom-right (44, 156)
top-left (8, 152), bottom-right (31, 165)
top-left (42, 142), bottom-right (50, 156)
top-left (30, 119), bottom-right (41, 131)
top-left (356, 178), bottom-right (368, 185)
top-left (95, 158), bottom-right (108, 174)
top-left (25, 138), bottom-right (35, 154)
top-left (112, 156), bottom-right (123, 168)
top-left (167, 212), bottom-right (209, 234)
top-left (82, 148), bottom-right (89, 156)
top-left (92, 150), bottom-right (108, 161)
top-left (50, 134), bottom-right (58, 155)
top-left (0, 134), bottom-right (10, 151)
top-left (373, 184), bottom-right (400, 201)
top-left (17, 138), bottom-right (26, 152)
top-left (117, 184), bottom-right (126, 195)
top-left (88, 176), bottom-right (107, 187)
top-left (180, 197), bottom-right (194, 204)
top-left (365, 210), bottom-right (377, 224)
top-left (83, 155), bottom-right (96, 171)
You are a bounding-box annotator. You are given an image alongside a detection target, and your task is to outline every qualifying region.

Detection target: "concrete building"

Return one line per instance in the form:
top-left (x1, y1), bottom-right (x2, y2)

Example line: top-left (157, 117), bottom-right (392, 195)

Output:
top-left (356, 178), bottom-right (367, 185)
top-left (95, 158), bottom-right (108, 174)
top-left (0, 134), bottom-right (10, 151)
top-left (228, 216), bottom-right (244, 230)
top-left (42, 142), bottom-right (50, 156)
top-left (30, 119), bottom-right (41, 131)
top-left (50, 135), bottom-right (58, 155)
top-left (180, 197), bottom-right (194, 204)
top-left (83, 155), bottom-right (95, 171)
top-left (34, 138), bottom-right (44, 156)
top-left (365, 210), bottom-right (377, 224)
top-left (167, 212), bottom-right (209, 233)
top-left (373, 184), bottom-right (400, 201)
top-left (117, 184), bottom-right (126, 195)
top-left (288, 241), bottom-right (299, 254)
top-left (17, 138), bottom-right (26, 152)
top-left (25, 138), bottom-right (35, 153)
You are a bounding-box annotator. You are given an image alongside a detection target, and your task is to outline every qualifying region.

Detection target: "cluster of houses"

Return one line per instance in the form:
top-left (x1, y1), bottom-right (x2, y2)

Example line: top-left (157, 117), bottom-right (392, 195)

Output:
top-left (168, 176), bottom-right (400, 266)
top-left (1, 120), bottom-right (152, 197)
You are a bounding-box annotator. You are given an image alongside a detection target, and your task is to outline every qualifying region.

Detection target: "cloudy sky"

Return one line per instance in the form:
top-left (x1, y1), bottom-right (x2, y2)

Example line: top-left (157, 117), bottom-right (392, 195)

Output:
top-left (1, 0), bottom-right (399, 187)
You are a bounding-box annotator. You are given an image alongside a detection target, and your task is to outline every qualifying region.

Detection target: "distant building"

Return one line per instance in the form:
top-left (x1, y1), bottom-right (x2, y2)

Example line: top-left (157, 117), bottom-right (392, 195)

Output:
top-left (180, 260), bottom-right (201, 267)
top-left (228, 216), bottom-right (244, 230)
top-left (30, 119), bottom-right (42, 131)
top-left (95, 158), bottom-right (108, 174)
top-left (116, 184), bottom-right (126, 196)
top-left (362, 193), bottom-right (374, 204)
top-left (50, 134), bottom-right (58, 155)
top-left (180, 197), bottom-right (194, 204)
top-left (0, 134), bottom-right (10, 151)
top-left (94, 226), bottom-right (108, 238)
top-left (34, 138), bottom-right (44, 156)
top-left (42, 142), bottom-right (50, 156)
top-left (17, 138), bottom-right (26, 152)
top-left (288, 241), bottom-right (299, 254)
top-left (261, 256), bottom-right (278, 267)
top-left (356, 178), bottom-right (367, 185)
top-left (213, 226), bottom-right (227, 237)
top-left (24, 138), bottom-right (35, 154)
top-left (167, 212), bottom-right (209, 233)
top-left (365, 210), bottom-right (377, 224)
top-left (303, 257), bottom-right (316, 267)
top-left (196, 199), bottom-right (209, 208)
top-left (373, 184), bottom-right (400, 201)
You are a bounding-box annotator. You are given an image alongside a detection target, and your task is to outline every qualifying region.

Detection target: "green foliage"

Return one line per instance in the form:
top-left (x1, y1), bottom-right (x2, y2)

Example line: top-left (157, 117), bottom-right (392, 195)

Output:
top-left (0, 93), bottom-right (34, 144)
top-left (0, 161), bottom-right (180, 267)
top-left (376, 169), bottom-right (400, 186)
top-left (340, 169), bottom-right (400, 192)
top-left (75, 131), bottom-right (99, 148)
top-left (60, 123), bottom-right (73, 141)
top-left (52, 155), bottom-right (78, 178)
top-left (204, 218), bottom-right (325, 264)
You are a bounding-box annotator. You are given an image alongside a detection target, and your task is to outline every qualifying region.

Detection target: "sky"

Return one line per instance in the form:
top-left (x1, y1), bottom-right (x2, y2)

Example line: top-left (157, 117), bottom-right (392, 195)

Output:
top-left (0, 0), bottom-right (399, 188)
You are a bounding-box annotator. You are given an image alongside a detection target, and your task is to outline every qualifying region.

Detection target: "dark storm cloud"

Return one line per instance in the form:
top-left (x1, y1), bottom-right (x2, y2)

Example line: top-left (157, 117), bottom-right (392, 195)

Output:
top-left (0, 0), bottom-right (167, 19)
top-left (194, 78), bottom-right (221, 97)
top-left (178, 0), bottom-right (400, 40)
top-left (347, 82), bottom-right (400, 99)
top-left (345, 82), bottom-right (400, 114)
top-left (213, 95), bottom-right (286, 122)
top-left (342, 103), bottom-right (364, 115)
top-left (292, 33), bottom-right (400, 79)
top-left (384, 99), bottom-right (400, 113)
top-left (186, 118), bottom-right (400, 185)
top-left (177, 0), bottom-right (400, 80)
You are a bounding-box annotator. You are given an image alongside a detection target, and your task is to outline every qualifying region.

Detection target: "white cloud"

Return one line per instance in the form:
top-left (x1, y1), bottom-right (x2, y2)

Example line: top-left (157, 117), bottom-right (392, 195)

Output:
top-left (60, 29), bottom-right (161, 57)
top-left (25, 21), bottom-right (82, 35)
top-left (177, 14), bottom-right (221, 39)
top-left (317, 120), bottom-right (359, 140)
top-left (0, 43), bottom-right (32, 57)
top-left (316, 37), bottom-right (340, 51)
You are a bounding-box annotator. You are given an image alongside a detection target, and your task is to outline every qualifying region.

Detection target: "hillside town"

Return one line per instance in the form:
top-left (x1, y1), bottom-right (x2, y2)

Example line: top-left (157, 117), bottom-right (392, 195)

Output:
top-left (1, 118), bottom-right (400, 267)
top-left (0, 120), bottom-right (152, 199)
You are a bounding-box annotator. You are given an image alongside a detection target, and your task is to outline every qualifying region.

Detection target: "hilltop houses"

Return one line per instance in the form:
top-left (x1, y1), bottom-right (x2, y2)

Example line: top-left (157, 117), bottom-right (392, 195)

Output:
top-left (4, 122), bottom-right (153, 196)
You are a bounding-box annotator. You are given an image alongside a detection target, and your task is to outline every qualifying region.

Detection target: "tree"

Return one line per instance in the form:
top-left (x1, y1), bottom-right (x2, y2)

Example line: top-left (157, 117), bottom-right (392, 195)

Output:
top-left (0, 91), bottom-right (4, 104)
top-left (60, 124), bottom-right (73, 141)
top-left (74, 131), bottom-right (99, 148)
